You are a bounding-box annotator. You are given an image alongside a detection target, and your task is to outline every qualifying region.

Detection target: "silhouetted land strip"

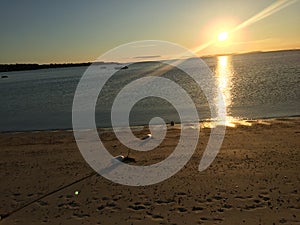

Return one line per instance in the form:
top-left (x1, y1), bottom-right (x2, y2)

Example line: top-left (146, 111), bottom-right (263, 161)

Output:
top-left (1, 49), bottom-right (298, 73)
top-left (0, 62), bottom-right (113, 72)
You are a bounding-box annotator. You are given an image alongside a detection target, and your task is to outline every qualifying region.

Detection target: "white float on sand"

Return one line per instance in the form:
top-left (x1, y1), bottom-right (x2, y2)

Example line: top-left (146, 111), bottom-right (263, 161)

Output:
top-left (141, 133), bottom-right (152, 140)
top-left (114, 155), bottom-right (125, 162)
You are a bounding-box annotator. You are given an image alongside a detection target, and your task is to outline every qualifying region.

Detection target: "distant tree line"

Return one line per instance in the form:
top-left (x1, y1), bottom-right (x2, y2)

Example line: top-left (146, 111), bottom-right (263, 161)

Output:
top-left (0, 62), bottom-right (112, 72)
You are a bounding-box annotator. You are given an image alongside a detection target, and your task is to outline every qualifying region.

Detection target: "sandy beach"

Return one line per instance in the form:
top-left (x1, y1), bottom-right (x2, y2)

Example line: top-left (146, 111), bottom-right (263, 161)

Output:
top-left (0, 118), bottom-right (299, 225)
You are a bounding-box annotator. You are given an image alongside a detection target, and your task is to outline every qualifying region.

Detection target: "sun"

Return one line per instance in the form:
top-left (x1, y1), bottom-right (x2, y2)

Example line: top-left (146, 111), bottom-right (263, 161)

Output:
top-left (218, 31), bottom-right (229, 42)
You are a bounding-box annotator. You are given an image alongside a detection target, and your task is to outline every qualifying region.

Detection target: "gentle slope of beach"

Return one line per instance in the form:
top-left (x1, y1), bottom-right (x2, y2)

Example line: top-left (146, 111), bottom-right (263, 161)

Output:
top-left (0, 118), bottom-right (299, 225)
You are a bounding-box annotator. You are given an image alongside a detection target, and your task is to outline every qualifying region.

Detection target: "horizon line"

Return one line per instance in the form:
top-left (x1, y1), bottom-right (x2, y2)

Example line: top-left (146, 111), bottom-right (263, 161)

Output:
top-left (1, 48), bottom-right (299, 65)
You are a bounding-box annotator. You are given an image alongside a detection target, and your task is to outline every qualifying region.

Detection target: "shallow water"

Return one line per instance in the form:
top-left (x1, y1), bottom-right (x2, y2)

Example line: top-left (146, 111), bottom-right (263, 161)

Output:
top-left (0, 51), bottom-right (299, 132)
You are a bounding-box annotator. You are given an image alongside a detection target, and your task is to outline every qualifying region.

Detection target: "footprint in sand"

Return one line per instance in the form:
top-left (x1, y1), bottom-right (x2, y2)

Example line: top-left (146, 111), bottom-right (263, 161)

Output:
top-left (128, 202), bottom-right (147, 211)
top-left (155, 199), bottom-right (175, 205)
top-left (242, 202), bottom-right (265, 211)
top-left (199, 217), bottom-right (223, 223)
top-left (234, 195), bottom-right (254, 200)
top-left (97, 201), bottom-right (120, 212)
top-left (151, 214), bottom-right (164, 221)
top-left (177, 207), bottom-right (188, 213)
top-left (72, 213), bottom-right (90, 219)
top-left (258, 194), bottom-right (270, 201)
top-left (57, 201), bottom-right (80, 209)
top-left (37, 200), bottom-right (48, 206)
top-left (192, 206), bottom-right (204, 212)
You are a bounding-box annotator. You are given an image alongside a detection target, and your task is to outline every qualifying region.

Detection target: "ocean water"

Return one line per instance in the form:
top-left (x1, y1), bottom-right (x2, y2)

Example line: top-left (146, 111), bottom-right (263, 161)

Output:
top-left (0, 51), bottom-right (299, 132)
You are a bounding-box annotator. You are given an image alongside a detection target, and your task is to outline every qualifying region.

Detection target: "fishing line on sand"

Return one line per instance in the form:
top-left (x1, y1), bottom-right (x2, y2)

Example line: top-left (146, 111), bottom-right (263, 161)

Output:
top-left (0, 171), bottom-right (97, 222)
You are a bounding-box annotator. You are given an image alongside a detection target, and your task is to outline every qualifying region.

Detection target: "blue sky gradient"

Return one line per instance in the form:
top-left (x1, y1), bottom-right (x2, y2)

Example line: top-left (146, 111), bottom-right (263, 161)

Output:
top-left (0, 0), bottom-right (299, 63)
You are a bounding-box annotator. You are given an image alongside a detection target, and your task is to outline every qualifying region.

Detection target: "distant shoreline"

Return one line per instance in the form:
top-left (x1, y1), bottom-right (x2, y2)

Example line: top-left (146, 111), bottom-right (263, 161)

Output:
top-left (200, 48), bottom-right (300, 58)
top-left (0, 62), bottom-right (112, 73)
top-left (1, 49), bottom-right (299, 73)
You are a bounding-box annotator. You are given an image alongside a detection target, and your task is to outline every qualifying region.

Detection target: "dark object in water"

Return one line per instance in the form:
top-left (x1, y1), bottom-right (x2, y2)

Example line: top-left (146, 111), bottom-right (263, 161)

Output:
top-left (170, 121), bottom-right (175, 126)
top-left (1, 75), bottom-right (8, 79)
top-left (121, 65), bottom-right (128, 70)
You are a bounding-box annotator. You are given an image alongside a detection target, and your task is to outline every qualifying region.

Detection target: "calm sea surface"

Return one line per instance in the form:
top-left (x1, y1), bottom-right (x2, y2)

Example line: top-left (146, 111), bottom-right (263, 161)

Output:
top-left (0, 51), bottom-right (299, 132)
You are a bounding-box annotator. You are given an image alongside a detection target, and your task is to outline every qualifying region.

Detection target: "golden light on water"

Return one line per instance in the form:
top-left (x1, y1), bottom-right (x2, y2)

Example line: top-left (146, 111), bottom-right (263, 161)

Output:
top-left (216, 56), bottom-right (232, 107)
top-left (215, 56), bottom-right (232, 126)
top-left (213, 55), bottom-right (252, 127)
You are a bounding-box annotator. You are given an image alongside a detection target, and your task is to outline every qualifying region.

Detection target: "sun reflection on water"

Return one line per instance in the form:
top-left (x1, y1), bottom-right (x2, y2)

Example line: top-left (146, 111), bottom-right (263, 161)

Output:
top-left (212, 55), bottom-right (252, 128)
top-left (216, 56), bottom-right (232, 109)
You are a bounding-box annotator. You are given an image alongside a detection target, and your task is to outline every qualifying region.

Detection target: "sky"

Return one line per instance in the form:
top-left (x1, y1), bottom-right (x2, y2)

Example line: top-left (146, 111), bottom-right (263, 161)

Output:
top-left (0, 0), bottom-right (299, 64)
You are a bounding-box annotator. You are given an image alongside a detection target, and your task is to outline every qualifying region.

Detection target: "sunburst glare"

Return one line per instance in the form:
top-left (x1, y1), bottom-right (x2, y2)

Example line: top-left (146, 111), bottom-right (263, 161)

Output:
top-left (218, 32), bottom-right (229, 42)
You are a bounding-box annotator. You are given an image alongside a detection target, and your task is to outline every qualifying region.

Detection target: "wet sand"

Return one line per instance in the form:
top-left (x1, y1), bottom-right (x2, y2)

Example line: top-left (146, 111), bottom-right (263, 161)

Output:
top-left (0, 118), bottom-right (299, 225)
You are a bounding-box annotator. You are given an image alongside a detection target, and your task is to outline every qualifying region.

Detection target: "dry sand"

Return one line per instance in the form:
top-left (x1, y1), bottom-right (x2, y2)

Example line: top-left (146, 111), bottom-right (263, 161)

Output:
top-left (0, 118), bottom-right (299, 225)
